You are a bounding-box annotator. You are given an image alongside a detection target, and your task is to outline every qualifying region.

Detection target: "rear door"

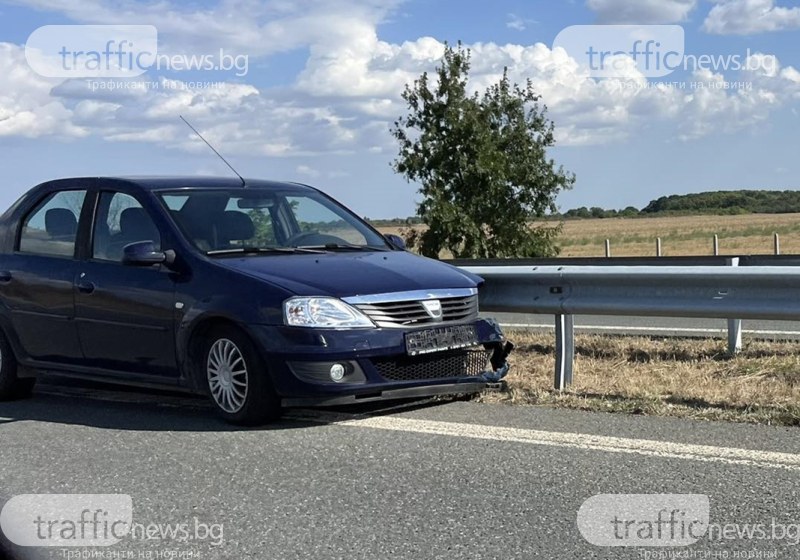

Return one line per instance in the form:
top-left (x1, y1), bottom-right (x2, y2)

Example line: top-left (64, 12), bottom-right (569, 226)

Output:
top-left (74, 190), bottom-right (178, 376)
top-left (1, 186), bottom-right (89, 363)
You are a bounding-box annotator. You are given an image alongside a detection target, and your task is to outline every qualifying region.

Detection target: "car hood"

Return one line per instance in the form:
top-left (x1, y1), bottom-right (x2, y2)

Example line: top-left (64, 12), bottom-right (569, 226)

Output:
top-left (211, 251), bottom-right (482, 298)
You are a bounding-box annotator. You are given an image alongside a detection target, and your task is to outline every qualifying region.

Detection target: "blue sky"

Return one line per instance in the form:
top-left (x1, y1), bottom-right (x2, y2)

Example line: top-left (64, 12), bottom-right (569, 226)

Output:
top-left (0, 0), bottom-right (799, 218)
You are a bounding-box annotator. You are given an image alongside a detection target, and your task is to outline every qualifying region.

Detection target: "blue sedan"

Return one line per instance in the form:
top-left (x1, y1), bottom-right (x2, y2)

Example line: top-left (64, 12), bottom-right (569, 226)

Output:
top-left (0, 177), bottom-right (511, 424)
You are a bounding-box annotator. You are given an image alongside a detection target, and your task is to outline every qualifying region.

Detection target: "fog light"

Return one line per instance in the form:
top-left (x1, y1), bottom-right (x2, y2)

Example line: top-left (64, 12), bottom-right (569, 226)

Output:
top-left (329, 363), bottom-right (346, 382)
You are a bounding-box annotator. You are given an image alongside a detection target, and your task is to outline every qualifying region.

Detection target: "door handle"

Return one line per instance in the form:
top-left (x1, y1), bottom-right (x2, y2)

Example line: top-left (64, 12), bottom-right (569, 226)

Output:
top-left (76, 281), bottom-right (96, 294)
top-left (0, 271), bottom-right (11, 283)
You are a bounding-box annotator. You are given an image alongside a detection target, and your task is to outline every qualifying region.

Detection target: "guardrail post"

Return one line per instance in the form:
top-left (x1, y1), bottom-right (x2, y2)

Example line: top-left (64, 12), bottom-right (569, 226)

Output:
top-left (726, 257), bottom-right (742, 355)
top-left (554, 314), bottom-right (575, 390)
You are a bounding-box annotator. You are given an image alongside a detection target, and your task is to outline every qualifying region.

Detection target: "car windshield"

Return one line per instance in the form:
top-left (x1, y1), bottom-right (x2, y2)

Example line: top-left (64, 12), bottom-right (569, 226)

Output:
top-left (158, 188), bottom-right (390, 255)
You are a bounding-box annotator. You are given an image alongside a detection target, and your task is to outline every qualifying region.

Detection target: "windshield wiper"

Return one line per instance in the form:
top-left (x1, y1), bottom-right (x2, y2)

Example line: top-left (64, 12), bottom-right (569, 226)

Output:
top-left (298, 243), bottom-right (390, 252)
top-left (207, 246), bottom-right (325, 256)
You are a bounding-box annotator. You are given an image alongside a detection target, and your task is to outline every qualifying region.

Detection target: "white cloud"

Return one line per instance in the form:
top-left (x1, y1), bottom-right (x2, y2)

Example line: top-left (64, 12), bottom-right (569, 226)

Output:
top-left (43, 75), bottom-right (383, 157)
top-left (506, 14), bottom-right (536, 31)
top-left (291, 30), bottom-right (800, 146)
top-left (0, 43), bottom-right (85, 138)
top-left (586, 0), bottom-right (697, 23)
top-left (665, 53), bottom-right (800, 139)
top-left (2, 0), bottom-right (800, 155)
top-left (296, 164), bottom-right (320, 177)
top-left (703, 0), bottom-right (800, 35)
top-left (8, 0), bottom-right (403, 57)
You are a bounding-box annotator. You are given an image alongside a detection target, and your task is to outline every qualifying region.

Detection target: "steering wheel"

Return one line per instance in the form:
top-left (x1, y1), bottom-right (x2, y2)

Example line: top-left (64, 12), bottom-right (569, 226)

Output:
top-left (285, 231), bottom-right (349, 247)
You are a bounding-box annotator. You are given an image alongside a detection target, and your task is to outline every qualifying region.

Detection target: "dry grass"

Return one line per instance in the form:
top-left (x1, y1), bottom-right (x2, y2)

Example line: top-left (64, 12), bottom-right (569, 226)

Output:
top-left (479, 330), bottom-right (800, 425)
top-left (376, 213), bottom-right (800, 257)
top-left (552, 213), bottom-right (800, 257)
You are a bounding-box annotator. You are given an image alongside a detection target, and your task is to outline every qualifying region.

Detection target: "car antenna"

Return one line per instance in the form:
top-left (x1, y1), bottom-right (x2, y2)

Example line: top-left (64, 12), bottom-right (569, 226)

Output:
top-left (179, 115), bottom-right (246, 187)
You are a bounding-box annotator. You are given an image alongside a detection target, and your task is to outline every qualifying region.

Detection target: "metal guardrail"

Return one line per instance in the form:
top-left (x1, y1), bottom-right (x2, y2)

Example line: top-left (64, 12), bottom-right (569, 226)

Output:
top-left (447, 255), bottom-right (800, 268)
top-left (448, 256), bottom-right (733, 267)
top-left (460, 260), bottom-right (800, 390)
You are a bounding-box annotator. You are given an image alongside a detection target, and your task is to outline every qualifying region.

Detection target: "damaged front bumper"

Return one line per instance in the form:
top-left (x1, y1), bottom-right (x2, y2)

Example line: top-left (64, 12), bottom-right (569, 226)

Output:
top-left (256, 318), bottom-right (514, 407)
top-left (282, 339), bottom-right (514, 407)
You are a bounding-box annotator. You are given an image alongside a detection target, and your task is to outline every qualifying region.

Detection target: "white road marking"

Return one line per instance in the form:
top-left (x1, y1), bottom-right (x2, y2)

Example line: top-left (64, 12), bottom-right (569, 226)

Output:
top-left (499, 323), bottom-right (800, 336)
top-left (288, 411), bottom-right (800, 471)
top-left (26, 386), bottom-right (800, 471)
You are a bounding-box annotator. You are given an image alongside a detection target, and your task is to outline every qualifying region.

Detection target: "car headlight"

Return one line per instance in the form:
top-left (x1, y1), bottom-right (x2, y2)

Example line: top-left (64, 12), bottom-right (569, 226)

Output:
top-left (284, 297), bottom-right (375, 328)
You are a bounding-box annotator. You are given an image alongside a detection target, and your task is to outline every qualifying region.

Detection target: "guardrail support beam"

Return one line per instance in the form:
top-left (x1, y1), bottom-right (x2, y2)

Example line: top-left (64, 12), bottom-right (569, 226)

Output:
top-left (726, 257), bottom-right (742, 355)
top-left (727, 318), bottom-right (742, 356)
top-left (555, 314), bottom-right (575, 390)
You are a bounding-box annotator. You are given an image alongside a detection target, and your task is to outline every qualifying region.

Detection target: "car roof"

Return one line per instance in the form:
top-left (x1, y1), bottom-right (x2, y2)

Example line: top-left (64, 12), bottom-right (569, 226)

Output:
top-left (28, 175), bottom-right (318, 194)
top-left (107, 176), bottom-right (316, 192)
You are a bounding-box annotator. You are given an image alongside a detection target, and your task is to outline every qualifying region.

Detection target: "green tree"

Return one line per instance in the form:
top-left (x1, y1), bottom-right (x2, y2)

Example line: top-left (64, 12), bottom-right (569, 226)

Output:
top-left (391, 43), bottom-right (575, 258)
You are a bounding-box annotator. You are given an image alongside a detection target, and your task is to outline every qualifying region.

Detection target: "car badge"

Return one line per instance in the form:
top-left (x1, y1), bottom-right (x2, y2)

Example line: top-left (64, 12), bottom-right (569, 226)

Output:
top-left (421, 299), bottom-right (443, 320)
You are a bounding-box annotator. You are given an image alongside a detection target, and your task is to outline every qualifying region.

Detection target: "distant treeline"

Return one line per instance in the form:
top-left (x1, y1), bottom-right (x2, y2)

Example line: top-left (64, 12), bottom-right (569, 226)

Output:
top-left (365, 191), bottom-right (800, 225)
top-left (559, 206), bottom-right (640, 219)
top-left (561, 190), bottom-right (800, 219)
top-left (366, 217), bottom-right (424, 227)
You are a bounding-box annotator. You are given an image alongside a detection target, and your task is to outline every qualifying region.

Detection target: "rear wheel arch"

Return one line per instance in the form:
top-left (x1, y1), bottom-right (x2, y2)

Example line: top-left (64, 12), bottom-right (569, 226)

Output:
top-left (0, 324), bottom-right (35, 400)
top-left (0, 313), bottom-right (29, 367)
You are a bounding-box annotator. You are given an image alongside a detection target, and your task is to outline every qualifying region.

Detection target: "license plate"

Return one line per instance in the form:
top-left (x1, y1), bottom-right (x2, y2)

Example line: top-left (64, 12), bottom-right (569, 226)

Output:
top-left (405, 325), bottom-right (479, 356)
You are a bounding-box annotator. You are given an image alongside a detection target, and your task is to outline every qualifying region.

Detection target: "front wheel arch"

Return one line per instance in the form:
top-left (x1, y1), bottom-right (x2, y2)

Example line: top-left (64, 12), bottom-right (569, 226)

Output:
top-left (184, 317), bottom-right (242, 394)
top-left (197, 323), bottom-right (282, 425)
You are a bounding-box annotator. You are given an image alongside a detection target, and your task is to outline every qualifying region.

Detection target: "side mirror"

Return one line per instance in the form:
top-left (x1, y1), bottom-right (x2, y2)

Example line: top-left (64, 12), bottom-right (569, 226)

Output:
top-left (122, 241), bottom-right (167, 266)
top-left (384, 234), bottom-right (406, 251)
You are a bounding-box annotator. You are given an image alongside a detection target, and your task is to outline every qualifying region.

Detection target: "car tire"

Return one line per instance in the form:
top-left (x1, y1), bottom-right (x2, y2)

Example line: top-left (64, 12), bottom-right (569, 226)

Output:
top-left (203, 325), bottom-right (282, 425)
top-left (0, 330), bottom-right (35, 401)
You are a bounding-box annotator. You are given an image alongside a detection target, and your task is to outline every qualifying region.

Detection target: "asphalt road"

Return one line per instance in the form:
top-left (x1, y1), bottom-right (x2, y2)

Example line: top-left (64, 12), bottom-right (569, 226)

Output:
top-left (3, 384), bottom-right (800, 559)
top-left (489, 312), bottom-right (800, 340)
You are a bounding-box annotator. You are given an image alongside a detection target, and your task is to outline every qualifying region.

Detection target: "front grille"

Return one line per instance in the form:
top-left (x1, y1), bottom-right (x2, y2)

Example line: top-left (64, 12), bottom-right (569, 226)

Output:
top-left (372, 349), bottom-right (491, 382)
top-left (355, 294), bottom-right (478, 328)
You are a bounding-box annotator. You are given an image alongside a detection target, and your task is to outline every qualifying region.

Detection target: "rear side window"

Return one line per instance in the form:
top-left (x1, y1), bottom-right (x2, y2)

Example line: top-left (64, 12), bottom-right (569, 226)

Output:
top-left (18, 190), bottom-right (87, 257)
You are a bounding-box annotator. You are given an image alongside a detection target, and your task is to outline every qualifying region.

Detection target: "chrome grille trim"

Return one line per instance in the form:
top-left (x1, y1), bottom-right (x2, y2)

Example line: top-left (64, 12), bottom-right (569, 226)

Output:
top-left (342, 288), bottom-right (477, 305)
top-left (344, 288), bottom-right (479, 329)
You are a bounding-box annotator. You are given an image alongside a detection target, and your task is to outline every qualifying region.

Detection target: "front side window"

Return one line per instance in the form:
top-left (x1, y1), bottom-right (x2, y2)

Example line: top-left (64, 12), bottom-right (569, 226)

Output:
top-left (286, 196), bottom-right (368, 246)
top-left (92, 192), bottom-right (161, 262)
top-left (159, 189), bottom-right (387, 255)
top-left (18, 190), bottom-right (87, 257)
